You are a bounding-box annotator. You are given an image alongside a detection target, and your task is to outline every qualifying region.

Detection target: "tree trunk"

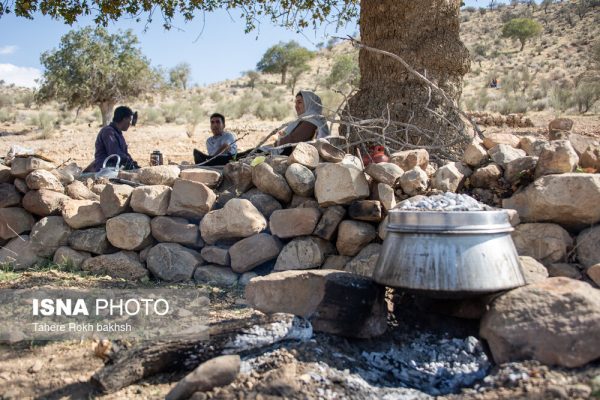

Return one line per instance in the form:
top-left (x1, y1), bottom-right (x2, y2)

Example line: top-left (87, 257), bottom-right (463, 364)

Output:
top-left (281, 66), bottom-right (287, 84)
top-left (99, 101), bottom-right (115, 127)
top-left (344, 0), bottom-right (470, 158)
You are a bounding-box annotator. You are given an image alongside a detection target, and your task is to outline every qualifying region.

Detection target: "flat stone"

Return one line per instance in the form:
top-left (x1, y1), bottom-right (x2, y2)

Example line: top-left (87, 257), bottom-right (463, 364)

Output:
top-left (138, 165), bottom-right (180, 186)
top-left (14, 178), bottom-right (28, 193)
top-left (512, 223), bottom-right (572, 265)
top-left (62, 199), bottom-right (106, 229)
top-left (239, 272), bottom-right (258, 286)
top-left (130, 185), bottom-right (172, 216)
top-left (179, 168), bottom-right (222, 188)
top-left (222, 162), bottom-right (254, 194)
top-left (389, 149), bottom-right (429, 170)
top-left (520, 137), bottom-right (548, 157)
top-left (22, 189), bottom-right (69, 216)
top-left (288, 142), bottom-right (319, 169)
top-left (200, 246), bottom-right (230, 266)
top-left (0, 235), bottom-right (44, 270)
top-left (482, 132), bottom-right (520, 149)
top-left (269, 208), bottom-right (321, 239)
top-left (480, 277), bottom-right (600, 367)
top-left (25, 170), bottom-right (64, 192)
top-left (245, 270), bottom-right (387, 338)
top-left (240, 189), bottom-right (282, 219)
top-left (29, 216), bottom-right (72, 257)
top-left (322, 255), bottom-right (352, 270)
top-left (365, 163), bottom-right (404, 187)
top-left (10, 157), bottom-right (55, 179)
top-left (165, 355), bottom-right (240, 400)
top-left (146, 243), bottom-right (202, 282)
top-left (576, 226), bottom-right (600, 268)
top-left (274, 236), bottom-right (334, 271)
top-left (193, 265), bottom-right (239, 287)
top-left (535, 140), bottom-right (579, 178)
top-left (0, 165), bottom-right (11, 183)
top-left (82, 251), bottom-right (148, 280)
top-left (200, 199), bottom-right (267, 245)
top-left (252, 162), bottom-right (292, 204)
top-left (313, 205), bottom-right (346, 241)
top-left (489, 144), bottom-right (526, 168)
top-left (0, 184), bottom-right (21, 208)
top-left (106, 213), bottom-right (153, 251)
top-left (284, 163), bottom-right (315, 197)
top-left (151, 216), bottom-right (202, 248)
top-left (68, 227), bottom-right (116, 255)
top-left (65, 180), bottom-right (99, 201)
top-left (100, 184), bottom-right (133, 218)
top-left (348, 200), bottom-right (382, 222)
top-left (504, 156), bottom-right (538, 184)
top-left (568, 133), bottom-right (600, 157)
top-left (314, 139), bottom-right (345, 163)
top-left (336, 220), bottom-right (377, 256)
top-left (519, 256), bottom-right (549, 284)
top-left (344, 243), bottom-right (381, 277)
top-left (580, 146), bottom-right (600, 170)
top-left (167, 179), bottom-right (216, 220)
top-left (470, 163), bottom-right (502, 188)
top-left (0, 207), bottom-right (34, 240)
top-left (229, 233), bottom-right (282, 273)
top-left (548, 118), bottom-right (573, 137)
top-left (546, 263), bottom-right (582, 279)
top-left (266, 156), bottom-right (289, 176)
top-left (314, 163), bottom-right (369, 206)
top-left (53, 246), bottom-right (91, 269)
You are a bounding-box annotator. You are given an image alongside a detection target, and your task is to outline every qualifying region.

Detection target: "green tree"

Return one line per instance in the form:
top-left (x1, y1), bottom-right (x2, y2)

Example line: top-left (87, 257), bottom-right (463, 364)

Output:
top-left (501, 18), bottom-right (543, 51)
top-left (287, 63), bottom-right (310, 95)
top-left (169, 62), bottom-right (192, 90)
top-left (243, 70), bottom-right (260, 90)
top-left (325, 53), bottom-right (360, 91)
top-left (36, 27), bottom-right (158, 126)
top-left (256, 41), bottom-right (314, 84)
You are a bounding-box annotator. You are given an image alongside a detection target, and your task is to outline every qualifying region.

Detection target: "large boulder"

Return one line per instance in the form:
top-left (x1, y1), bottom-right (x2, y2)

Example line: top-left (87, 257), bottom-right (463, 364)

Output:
top-left (22, 189), bottom-right (69, 216)
top-left (0, 207), bottom-right (35, 240)
top-left (481, 132), bottom-right (520, 149)
top-left (138, 165), bottom-right (180, 186)
top-left (245, 270), bottom-right (387, 338)
top-left (519, 256), bottom-right (549, 284)
top-left (274, 236), bottom-right (334, 271)
top-left (344, 243), bottom-right (381, 278)
top-left (269, 208), bottom-right (321, 239)
top-left (167, 179), bottom-right (216, 220)
top-left (470, 164), bottom-right (502, 188)
top-left (252, 162), bottom-right (292, 203)
top-left (240, 189), bottom-right (282, 219)
top-left (179, 168), bottom-right (222, 188)
top-left (431, 163), bottom-right (467, 193)
top-left (62, 199), bottom-right (106, 229)
top-left (0, 164), bottom-right (11, 183)
top-left (488, 144), bottom-right (526, 168)
top-left (462, 141), bottom-right (488, 167)
top-left (512, 223), bottom-right (572, 265)
top-left (389, 149), bottom-right (429, 170)
top-left (502, 173), bottom-right (600, 230)
top-left (314, 139), bottom-right (345, 163)
top-left (82, 251), bottom-right (148, 280)
top-left (106, 213), bottom-right (153, 251)
top-left (348, 200), bottom-right (382, 222)
top-left (480, 277), bottom-right (600, 368)
top-left (313, 205), bottom-right (346, 241)
top-left (576, 226), bottom-right (600, 268)
top-left (25, 170), bottom-right (64, 192)
top-left (336, 220), bottom-right (377, 256)
top-left (548, 118), bottom-right (573, 138)
top-left (10, 157), bottom-right (55, 179)
top-left (65, 181), bottom-right (99, 201)
top-left (151, 216), bottom-right (202, 248)
top-left (587, 264), bottom-right (600, 286)
top-left (504, 156), bottom-right (538, 184)
top-left (372, 183), bottom-right (396, 212)
top-left (68, 227), bottom-right (116, 255)
top-left (53, 246), bottom-right (91, 269)
top-left (0, 183), bottom-right (21, 208)
top-left (222, 162), bottom-right (253, 194)
top-left (535, 140), bottom-right (579, 178)
top-left (100, 184), bottom-right (133, 218)
top-left (365, 163), bottom-right (404, 187)
top-left (520, 137), bottom-right (548, 157)
top-left (130, 185), bottom-right (172, 216)
top-left (200, 246), bottom-right (230, 266)
top-left (284, 163), bottom-right (315, 197)
top-left (229, 233), bottom-right (282, 273)
top-left (193, 265), bottom-right (239, 287)
top-left (546, 263), bottom-right (582, 279)
top-left (314, 164), bottom-right (369, 206)
top-left (288, 142), bottom-right (319, 169)
top-left (568, 132), bottom-right (600, 156)
top-left (0, 235), bottom-right (44, 270)
top-left (29, 216), bottom-right (72, 257)
top-left (200, 199), bottom-right (267, 245)
top-left (146, 243), bottom-right (202, 282)
top-left (580, 146), bottom-right (600, 170)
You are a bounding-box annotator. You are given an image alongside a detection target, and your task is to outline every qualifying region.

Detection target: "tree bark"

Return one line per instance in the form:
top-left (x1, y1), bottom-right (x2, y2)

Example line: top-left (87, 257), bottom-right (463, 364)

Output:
top-left (99, 101), bottom-right (115, 127)
top-left (344, 0), bottom-right (470, 156)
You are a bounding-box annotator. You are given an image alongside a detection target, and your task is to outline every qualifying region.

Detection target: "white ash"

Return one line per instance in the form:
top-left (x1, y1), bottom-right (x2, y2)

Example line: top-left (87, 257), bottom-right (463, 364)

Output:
top-left (358, 334), bottom-right (491, 396)
top-left (397, 192), bottom-right (494, 211)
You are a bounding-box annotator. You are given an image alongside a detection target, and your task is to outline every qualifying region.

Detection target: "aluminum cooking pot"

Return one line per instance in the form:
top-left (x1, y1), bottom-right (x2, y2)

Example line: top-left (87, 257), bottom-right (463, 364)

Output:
top-left (373, 210), bottom-right (525, 297)
top-left (95, 154), bottom-right (121, 180)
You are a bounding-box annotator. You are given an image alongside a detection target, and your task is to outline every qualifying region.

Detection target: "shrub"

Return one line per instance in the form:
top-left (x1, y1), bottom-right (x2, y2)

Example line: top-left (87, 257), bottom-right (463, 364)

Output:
top-left (209, 90), bottom-right (223, 103)
top-left (140, 107), bottom-right (164, 125)
top-left (573, 82), bottom-right (600, 113)
top-left (0, 93), bottom-right (13, 108)
top-left (549, 85), bottom-right (573, 112)
top-left (476, 88), bottom-right (490, 110)
top-left (532, 99), bottom-right (547, 111)
top-left (160, 103), bottom-right (183, 123)
top-left (29, 111), bottom-right (58, 138)
top-left (0, 108), bottom-right (16, 123)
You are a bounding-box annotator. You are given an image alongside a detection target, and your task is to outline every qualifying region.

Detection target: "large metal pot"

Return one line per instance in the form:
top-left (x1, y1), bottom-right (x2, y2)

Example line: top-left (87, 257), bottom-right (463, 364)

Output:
top-left (373, 210), bottom-right (525, 297)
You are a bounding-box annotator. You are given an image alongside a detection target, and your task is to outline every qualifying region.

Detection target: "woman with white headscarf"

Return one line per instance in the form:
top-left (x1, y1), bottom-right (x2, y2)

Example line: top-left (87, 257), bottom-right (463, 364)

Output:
top-left (275, 90), bottom-right (329, 146)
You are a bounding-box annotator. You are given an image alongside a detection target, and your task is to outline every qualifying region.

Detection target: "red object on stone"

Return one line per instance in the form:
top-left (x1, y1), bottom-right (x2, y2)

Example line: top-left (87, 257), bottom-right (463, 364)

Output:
top-left (362, 146), bottom-right (389, 166)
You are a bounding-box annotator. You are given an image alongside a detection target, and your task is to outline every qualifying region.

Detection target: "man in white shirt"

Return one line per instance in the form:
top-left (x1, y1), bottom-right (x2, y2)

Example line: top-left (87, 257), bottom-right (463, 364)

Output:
top-left (193, 113), bottom-right (238, 165)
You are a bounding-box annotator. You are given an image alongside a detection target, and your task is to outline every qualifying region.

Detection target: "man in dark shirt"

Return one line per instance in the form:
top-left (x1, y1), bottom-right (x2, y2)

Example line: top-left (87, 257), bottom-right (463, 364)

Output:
top-left (93, 106), bottom-right (139, 171)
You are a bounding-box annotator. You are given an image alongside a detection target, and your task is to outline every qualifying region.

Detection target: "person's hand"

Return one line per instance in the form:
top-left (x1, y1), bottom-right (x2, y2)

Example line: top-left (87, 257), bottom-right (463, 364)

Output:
top-left (277, 130), bottom-right (285, 137)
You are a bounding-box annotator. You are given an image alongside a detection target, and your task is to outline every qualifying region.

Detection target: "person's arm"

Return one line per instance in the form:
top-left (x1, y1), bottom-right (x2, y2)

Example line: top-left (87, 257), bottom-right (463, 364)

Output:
top-left (100, 128), bottom-right (136, 168)
top-left (276, 121), bottom-right (317, 146)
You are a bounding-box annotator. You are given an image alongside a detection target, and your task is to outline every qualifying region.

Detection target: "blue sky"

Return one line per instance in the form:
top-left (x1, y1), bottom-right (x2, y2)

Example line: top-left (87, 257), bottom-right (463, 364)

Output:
top-left (0, 1), bottom-right (500, 88)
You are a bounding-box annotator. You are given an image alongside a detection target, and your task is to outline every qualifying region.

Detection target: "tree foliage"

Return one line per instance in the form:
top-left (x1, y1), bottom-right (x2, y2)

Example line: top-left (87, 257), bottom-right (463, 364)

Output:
top-left (169, 62), bottom-right (192, 90)
top-left (325, 52), bottom-right (359, 91)
top-left (501, 17), bottom-right (543, 51)
top-left (256, 41), bottom-right (314, 84)
top-left (0, 0), bottom-right (359, 32)
top-left (243, 70), bottom-right (260, 89)
top-left (36, 27), bottom-right (158, 126)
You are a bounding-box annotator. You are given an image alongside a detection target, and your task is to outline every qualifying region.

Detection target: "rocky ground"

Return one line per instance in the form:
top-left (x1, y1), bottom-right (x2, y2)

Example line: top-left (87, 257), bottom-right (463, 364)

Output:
top-left (0, 268), bottom-right (599, 400)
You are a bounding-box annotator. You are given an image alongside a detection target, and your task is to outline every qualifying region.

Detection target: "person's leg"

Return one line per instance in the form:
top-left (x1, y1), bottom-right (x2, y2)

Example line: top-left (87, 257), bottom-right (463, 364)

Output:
top-left (193, 149), bottom-right (209, 164)
top-left (201, 154), bottom-right (234, 166)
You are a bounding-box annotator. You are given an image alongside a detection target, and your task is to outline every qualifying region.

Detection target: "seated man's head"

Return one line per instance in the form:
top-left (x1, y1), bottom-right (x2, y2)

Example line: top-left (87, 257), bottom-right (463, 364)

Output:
top-left (113, 106), bottom-right (134, 131)
top-left (210, 113), bottom-right (225, 136)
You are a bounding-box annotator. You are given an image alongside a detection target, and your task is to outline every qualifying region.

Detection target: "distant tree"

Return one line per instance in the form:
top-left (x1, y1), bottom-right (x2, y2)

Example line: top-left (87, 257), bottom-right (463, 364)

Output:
top-left (169, 62), bottom-right (192, 90)
top-left (243, 70), bottom-right (260, 89)
top-left (256, 41), bottom-right (314, 84)
top-left (502, 18), bottom-right (543, 51)
top-left (325, 53), bottom-right (360, 90)
top-left (37, 27), bottom-right (158, 126)
top-left (287, 63), bottom-right (310, 95)
top-left (541, 0), bottom-right (553, 13)
top-left (574, 81), bottom-right (600, 113)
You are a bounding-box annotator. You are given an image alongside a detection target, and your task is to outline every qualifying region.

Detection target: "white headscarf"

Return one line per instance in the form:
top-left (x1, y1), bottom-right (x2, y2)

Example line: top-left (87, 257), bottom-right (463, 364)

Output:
top-left (283, 90), bottom-right (330, 139)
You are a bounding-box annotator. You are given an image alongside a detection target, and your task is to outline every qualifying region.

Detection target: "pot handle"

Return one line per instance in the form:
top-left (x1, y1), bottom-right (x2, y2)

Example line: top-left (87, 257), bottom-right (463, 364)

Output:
top-left (102, 154), bottom-right (121, 170)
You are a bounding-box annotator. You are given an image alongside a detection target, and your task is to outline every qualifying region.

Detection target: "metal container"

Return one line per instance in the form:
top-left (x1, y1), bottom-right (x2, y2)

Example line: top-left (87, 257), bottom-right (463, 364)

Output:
top-left (150, 150), bottom-right (163, 166)
top-left (95, 154), bottom-right (121, 180)
top-left (373, 210), bottom-right (525, 297)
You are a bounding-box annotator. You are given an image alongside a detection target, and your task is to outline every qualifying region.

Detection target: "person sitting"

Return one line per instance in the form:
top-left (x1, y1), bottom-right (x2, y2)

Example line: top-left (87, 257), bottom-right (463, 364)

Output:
top-left (93, 106), bottom-right (139, 172)
top-left (193, 113), bottom-right (238, 166)
top-left (275, 90), bottom-right (329, 147)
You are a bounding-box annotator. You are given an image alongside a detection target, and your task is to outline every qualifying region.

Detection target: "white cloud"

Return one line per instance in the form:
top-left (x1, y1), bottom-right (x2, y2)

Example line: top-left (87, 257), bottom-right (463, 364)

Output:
top-left (0, 45), bottom-right (18, 55)
top-left (0, 64), bottom-right (42, 88)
